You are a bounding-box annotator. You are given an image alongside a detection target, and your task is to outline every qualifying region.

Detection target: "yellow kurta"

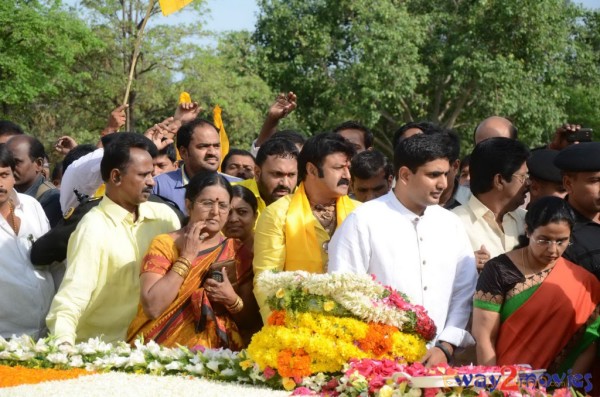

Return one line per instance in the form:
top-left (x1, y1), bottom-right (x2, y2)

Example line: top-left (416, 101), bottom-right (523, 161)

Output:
top-left (252, 184), bottom-right (359, 321)
top-left (46, 196), bottom-right (181, 345)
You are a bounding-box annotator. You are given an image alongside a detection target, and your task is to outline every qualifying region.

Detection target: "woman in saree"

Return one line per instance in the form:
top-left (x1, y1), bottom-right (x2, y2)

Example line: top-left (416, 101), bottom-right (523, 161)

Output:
top-left (473, 196), bottom-right (600, 373)
top-left (127, 172), bottom-right (256, 350)
top-left (223, 185), bottom-right (262, 344)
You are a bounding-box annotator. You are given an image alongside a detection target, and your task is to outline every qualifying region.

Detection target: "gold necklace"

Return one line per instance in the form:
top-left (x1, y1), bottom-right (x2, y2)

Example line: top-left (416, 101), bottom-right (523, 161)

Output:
top-left (521, 248), bottom-right (533, 276)
top-left (4, 200), bottom-right (17, 235)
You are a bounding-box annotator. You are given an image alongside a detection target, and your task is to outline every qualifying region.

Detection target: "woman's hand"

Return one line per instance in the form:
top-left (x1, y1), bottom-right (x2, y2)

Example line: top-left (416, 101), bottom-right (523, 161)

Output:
top-left (205, 266), bottom-right (238, 307)
top-left (179, 221), bottom-right (209, 261)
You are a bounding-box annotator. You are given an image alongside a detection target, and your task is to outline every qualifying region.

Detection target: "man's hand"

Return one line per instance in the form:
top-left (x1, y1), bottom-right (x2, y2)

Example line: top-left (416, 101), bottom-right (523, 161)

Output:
top-left (548, 123), bottom-right (582, 150)
top-left (267, 92), bottom-right (297, 122)
top-left (144, 118), bottom-right (175, 150)
top-left (101, 104), bottom-right (128, 136)
top-left (474, 244), bottom-right (490, 271)
top-left (174, 102), bottom-right (201, 124)
top-left (421, 342), bottom-right (454, 368)
top-left (54, 136), bottom-right (78, 156)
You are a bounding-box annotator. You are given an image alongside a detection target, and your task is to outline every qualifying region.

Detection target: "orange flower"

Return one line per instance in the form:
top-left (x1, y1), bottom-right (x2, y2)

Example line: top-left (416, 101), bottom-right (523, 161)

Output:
top-left (267, 310), bottom-right (286, 326)
top-left (357, 323), bottom-right (397, 356)
top-left (0, 365), bottom-right (92, 388)
top-left (276, 348), bottom-right (311, 378)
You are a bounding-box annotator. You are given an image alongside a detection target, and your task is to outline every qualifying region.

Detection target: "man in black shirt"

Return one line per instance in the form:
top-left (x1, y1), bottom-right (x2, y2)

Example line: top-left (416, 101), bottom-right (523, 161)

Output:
top-left (554, 142), bottom-right (600, 279)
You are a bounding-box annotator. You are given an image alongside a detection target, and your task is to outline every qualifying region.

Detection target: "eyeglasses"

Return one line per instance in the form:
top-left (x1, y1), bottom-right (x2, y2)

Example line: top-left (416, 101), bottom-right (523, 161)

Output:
top-left (195, 200), bottom-right (230, 214)
top-left (533, 238), bottom-right (571, 247)
top-left (512, 173), bottom-right (530, 184)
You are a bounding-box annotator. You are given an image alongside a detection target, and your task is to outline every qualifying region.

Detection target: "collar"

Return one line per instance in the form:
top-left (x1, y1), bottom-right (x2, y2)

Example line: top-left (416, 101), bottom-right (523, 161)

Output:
top-left (181, 165), bottom-right (190, 186)
top-left (468, 194), bottom-right (518, 223)
top-left (100, 195), bottom-right (156, 225)
top-left (22, 174), bottom-right (45, 197)
top-left (565, 197), bottom-right (598, 225)
top-left (9, 189), bottom-right (22, 210)
top-left (388, 190), bottom-right (433, 222)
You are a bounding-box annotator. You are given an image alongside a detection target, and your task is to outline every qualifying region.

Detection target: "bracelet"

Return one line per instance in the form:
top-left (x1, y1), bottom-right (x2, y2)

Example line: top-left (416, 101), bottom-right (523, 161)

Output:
top-left (171, 262), bottom-right (189, 278)
top-left (435, 341), bottom-right (453, 363)
top-left (173, 259), bottom-right (191, 270)
top-left (176, 256), bottom-right (192, 267)
top-left (226, 296), bottom-right (244, 314)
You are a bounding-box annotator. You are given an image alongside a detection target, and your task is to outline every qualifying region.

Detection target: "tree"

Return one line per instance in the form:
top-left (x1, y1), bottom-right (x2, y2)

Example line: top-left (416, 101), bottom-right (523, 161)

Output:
top-left (178, 31), bottom-right (275, 148)
top-left (0, 0), bottom-right (102, 113)
top-left (253, 0), bottom-right (590, 155)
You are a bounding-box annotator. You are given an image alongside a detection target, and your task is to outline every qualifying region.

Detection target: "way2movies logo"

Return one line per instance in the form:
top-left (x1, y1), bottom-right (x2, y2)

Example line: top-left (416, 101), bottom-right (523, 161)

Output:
top-left (443, 366), bottom-right (593, 393)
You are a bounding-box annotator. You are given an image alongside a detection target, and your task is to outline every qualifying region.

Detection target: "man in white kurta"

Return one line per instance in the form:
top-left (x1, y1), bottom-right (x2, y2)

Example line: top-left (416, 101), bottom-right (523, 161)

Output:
top-left (0, 146), bottom-right (54, 339)
top-left (328, 132), bottom-right (477, 367)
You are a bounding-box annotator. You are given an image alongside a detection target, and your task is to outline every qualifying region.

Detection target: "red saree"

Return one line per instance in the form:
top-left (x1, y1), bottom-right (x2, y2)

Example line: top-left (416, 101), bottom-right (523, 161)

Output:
top-left (495, 257), bottom-right (600, 371)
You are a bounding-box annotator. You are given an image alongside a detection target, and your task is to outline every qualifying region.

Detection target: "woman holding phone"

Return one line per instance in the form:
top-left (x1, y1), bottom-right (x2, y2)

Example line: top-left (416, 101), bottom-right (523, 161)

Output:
top-left (127, 172), bottom-right (250, 350)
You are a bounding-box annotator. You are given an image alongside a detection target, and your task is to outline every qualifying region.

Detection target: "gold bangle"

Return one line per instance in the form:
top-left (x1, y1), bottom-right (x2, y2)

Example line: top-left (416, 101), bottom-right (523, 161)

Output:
top-left (176, 256), bottom-right (192, 267)
top-left (171, 263), bottom-right (189, 278)
top-left (174, 259), bottom-right (190, 271)
top-left (227, 296), bottom-right (244, 314)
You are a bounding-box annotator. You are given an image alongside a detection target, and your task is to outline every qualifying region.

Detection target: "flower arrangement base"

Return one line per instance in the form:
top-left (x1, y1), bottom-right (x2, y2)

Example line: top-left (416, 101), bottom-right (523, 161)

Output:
top-left (247, 271), bottom-right (437, 378)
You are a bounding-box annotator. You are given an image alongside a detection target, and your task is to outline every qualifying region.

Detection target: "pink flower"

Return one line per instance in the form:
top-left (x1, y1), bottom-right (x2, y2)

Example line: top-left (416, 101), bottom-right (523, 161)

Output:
top-left (292, 387), bottom-right (316, 395)
top-left (191, 345), bottom-right (206, 353)
top-left (263, 366), bottom-right (276, 380)
top-left (424, 388), bottom-right (441, 397)
top-left (551, 389), bottom-right (572, 397)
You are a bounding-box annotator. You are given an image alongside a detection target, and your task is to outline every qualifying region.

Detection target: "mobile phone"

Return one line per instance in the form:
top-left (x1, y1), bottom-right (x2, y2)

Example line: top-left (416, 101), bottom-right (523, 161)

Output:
top-left (210, 270), bottom-right (224, 283)
top-left (566, 128), bottom-right (593, 143)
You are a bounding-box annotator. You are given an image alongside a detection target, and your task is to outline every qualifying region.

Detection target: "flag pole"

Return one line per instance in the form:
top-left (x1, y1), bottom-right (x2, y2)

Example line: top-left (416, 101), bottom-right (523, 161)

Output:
top-left (122, 0), bottom-right (156, 127)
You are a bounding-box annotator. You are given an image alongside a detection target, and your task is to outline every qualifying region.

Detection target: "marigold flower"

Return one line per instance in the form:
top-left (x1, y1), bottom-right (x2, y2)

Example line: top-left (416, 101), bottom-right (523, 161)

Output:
top-left (323, 301), bottom-right (335, 312)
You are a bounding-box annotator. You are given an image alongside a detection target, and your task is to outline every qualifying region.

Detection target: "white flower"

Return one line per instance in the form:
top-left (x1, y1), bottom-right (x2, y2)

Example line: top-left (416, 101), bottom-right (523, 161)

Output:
top-left (34, 339), bottom-right (49, 353)
top-left (47, 352), bottom-right (69, 364)
top-left (220, 368), bottom-right (236, 377)
top-left (128, 350), bottom-right (147, 366)
top-left (0, 351), bottom-right (11, 359)
top-left (147, 360), bottom-right (164, 372)
top-left (146, 340), bottom-right (161, 357)
top-left (185, 363), bottom-right (205, 375)
top-left (69, 354), bottom-right (84, 367)
top-left (165, 361), bottom-right (182, 371)
top-left (16, 351), bottom-right (35, 361)
top-left (206, 360), bottom-right (221, 372)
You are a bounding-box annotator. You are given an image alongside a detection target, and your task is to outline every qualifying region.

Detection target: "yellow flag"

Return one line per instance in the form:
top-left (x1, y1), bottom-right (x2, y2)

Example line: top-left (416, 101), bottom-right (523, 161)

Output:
top-left (158, 0), bottom-right (193, 16)
top-left (213, 105), bottom-right (230, 172)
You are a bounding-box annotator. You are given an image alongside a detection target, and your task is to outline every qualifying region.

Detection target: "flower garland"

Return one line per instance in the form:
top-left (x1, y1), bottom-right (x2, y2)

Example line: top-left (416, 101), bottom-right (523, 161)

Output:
top-left (256, 271), bottom-right (436, 339)
top-left (0, 365), bottom-right (92, 387)
top-left (0, 335), bottom-right (588, 396)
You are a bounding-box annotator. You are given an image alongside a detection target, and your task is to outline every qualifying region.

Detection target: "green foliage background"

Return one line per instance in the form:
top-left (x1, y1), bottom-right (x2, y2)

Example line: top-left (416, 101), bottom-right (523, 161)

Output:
top-left (1, 0), bottom-right (599, 162)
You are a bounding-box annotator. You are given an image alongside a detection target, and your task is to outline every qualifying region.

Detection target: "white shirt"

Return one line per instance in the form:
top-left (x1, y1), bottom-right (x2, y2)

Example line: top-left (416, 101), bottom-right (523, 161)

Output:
top-left (452, 195), bottom-right (526, 258)
top-left (60, 148), bottom-right (104, 213)
top-left (328, 191), bottom-right (477, 348)
top-left (0, 191), bottom-right (54, 339)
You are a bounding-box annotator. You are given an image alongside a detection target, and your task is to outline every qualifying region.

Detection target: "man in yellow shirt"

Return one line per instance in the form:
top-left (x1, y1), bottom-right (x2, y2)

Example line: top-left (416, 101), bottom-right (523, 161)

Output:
top-left (253, 132), bottom-right (359, 320)
top-left (236, 137), bottom-right (299, 216)
top-left (46, 133), bottom-right (181, 345)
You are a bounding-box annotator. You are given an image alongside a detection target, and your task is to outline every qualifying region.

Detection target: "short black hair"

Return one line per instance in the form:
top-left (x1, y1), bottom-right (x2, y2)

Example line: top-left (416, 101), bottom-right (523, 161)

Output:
top-left (460, 154), bottom-right (471, 172)
top-left (185, 171), bottom-right (233, 202)
top-left (176, 118), bottom-right (219, 151)
top-left (298, 132), bottom-right (356, 181)
top-left (100, 133), bottom-right (158, 181)
top-left (16, 135), bottom-right (46, 161)
top-left (272, 130), bottom-right (306, 147)
top-left (51, 162), bottom-right (63, 181)
top-left (222, 148), bottom-right (255, 170)
top-left (158, 143), bottom-right (177, 163)
top-left (232, 184), bottom-right (258, 214)
top-left (518, 196), bottom-right (575, 247)
top-left (0, 120), bottom-right (24, 139)
top-left (469, 137), bottom-right (530, 196)
top-left (393, 133), bottom-right (453, 176)
top-left (393, 121), bottom-right (443, 149)
top-left (434, 129), bottom-right (460, 163)
top-left (351, 150), bottom-right (393, 180)
top-left (255, 137), bottom-right (299, 167)
top-left (62, 144), bottom-right (96, 173)
top-left (333, 120), bottom-right (374, 149)
top-left (0, 144), bottom-right (16, 171)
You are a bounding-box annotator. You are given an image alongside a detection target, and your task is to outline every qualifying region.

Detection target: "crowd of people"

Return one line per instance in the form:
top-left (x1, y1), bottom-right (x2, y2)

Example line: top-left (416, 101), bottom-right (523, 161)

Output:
top-left (0, 92), bottom-right (599, 383)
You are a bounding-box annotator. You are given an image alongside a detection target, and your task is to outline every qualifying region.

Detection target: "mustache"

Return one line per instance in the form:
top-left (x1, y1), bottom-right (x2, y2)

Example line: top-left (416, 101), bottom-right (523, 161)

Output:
top-left (273, 185), bottom-right (291, 194)
top-left (337, 178), bottom-right (350, 186)
top-left (204, 155), bottom-right (219, 160)
top-left (0, 189), bottom-right (7, 194)
top-left (143, 188), bottom-right (153, 194)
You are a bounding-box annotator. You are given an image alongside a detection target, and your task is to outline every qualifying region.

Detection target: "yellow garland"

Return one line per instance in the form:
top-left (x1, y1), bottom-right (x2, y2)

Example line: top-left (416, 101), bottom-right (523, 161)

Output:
top-left (247, 311), bottom-right (427, 375)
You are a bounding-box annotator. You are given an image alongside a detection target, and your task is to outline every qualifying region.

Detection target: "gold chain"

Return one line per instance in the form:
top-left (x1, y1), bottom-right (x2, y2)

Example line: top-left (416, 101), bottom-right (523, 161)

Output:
top-left (7, 200), bottom-right (17, 235)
